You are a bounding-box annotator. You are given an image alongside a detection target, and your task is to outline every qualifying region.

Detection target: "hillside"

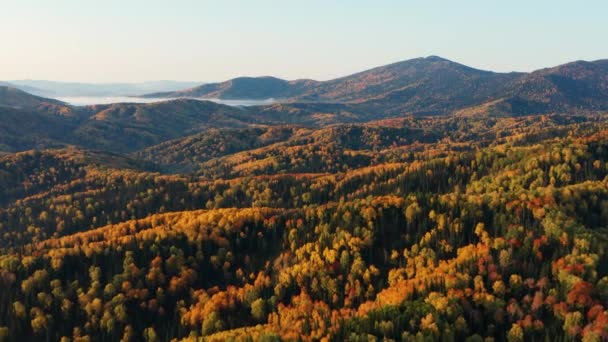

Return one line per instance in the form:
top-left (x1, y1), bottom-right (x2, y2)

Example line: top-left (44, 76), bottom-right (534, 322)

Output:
top-left (0, 91), bottom-right (379, 154)
top-left (295, 56), bottom-right (518, 103)
top-left (133, 126), bottom-right (303, 173)
top-left (497, 60), bottom-right (608, 115)
top-left (72, 99), bottom-right (256, 152)
top-left (0, 88), bottom-right (81, 152)
top-left (71, 99), bottom-right (382, 152)
top-left (0, 86), bottom-right (74, 116)
top-left (0, 106), bottom-right (77, 152)
top-left (0, 148), bottom-right (150, 206)
top-left (0, 114), bottom-right (607, 341)
top-left (0, 96), bottom-right (250, 153)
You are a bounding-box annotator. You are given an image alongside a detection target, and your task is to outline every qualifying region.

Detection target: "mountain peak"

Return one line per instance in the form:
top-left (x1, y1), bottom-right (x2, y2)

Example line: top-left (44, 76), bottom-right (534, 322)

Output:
top-left (423, 55), bottom-right (451, 62)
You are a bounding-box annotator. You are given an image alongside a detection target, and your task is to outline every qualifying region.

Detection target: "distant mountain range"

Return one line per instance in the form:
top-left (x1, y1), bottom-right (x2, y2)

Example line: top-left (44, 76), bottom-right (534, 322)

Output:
top-left (143, 56), bottom-right (608, 116)
top-left (0, 80), bottom-right (200, 97)
top-left (1, 56), bottom-right (608, 154)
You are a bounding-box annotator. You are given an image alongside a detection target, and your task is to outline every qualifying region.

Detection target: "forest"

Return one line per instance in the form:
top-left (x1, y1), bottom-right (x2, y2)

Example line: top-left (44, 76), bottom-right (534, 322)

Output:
top-left (0, 110), bottom-right (607, 341)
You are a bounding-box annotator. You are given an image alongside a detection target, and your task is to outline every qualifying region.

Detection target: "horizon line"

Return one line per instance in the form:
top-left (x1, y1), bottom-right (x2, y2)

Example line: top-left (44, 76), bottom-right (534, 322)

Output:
top-left (4, 55), bottom-right (607, 85)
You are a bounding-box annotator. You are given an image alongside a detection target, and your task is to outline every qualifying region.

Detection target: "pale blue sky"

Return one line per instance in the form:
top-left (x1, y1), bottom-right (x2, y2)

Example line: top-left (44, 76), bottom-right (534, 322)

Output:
top-left (1, 0), bottom-right (607, 82)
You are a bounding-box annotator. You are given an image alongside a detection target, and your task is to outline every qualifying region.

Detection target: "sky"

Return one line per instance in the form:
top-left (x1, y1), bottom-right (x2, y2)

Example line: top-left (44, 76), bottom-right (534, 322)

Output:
top-left (1, 0), bottom-right (607, 83)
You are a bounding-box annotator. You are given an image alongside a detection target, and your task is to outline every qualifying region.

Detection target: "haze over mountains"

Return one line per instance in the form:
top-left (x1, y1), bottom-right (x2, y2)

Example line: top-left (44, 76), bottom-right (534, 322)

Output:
top-left (0, 80), bottom-right (200, 97)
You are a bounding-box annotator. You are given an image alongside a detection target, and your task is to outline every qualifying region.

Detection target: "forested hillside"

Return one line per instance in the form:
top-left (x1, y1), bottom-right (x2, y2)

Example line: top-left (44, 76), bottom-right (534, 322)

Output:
top-left (0, 110), bottom-right (607, 341)
top-left (5, 0), bottom-right (608, 335)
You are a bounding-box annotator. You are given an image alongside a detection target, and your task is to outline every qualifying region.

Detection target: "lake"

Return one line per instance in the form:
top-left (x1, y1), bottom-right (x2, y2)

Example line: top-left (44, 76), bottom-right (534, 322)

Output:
top-left (54, 96), bottom-right (277, 107)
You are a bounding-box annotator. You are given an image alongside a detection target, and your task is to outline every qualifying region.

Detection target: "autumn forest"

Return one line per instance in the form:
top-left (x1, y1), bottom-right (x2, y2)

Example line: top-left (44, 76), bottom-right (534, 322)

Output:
top-left (1, 56), bottom-right (608, 341)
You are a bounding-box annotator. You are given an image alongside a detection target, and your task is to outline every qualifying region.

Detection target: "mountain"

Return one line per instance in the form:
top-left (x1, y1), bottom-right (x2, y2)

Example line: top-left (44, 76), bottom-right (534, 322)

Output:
top-left (494, 60), bottom-right (608, 115)
top-left (294, 56), bottom-right (519, 103)
top-left (143, 56), bottom-right (522, 111)
top-left (313, 56), bottom-right (521, 115)
top-left (141, 56), bottom-right (608, 116)
top-left (5, 80), bottom-right (201, 97)
top-left (143, 76), bottom-right (314, 100)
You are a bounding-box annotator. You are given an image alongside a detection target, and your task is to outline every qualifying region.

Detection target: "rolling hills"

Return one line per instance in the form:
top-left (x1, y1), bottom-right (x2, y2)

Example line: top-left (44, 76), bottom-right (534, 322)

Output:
top-left (2, 56), bottom-right (608, 155)
top-left (0, 113), bottom-right (607, 341)
top-left (0, 88), bottom-right (373, 154)
top-left (72, 99), bottom-right (255, 151)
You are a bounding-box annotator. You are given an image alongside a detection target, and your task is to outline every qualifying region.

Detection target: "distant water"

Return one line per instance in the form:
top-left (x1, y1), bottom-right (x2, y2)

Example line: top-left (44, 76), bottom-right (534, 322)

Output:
top-left (54, 96), bottom-right (277, 107)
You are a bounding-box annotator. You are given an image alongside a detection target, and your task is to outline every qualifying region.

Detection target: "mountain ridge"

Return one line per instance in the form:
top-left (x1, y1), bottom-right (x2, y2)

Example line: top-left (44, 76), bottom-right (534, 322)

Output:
top-left (141, 56), bottom-right (507, 101)
top-left (140, 56), bottom-right (608, 116)
top-left (2, 57), bottom-right (608, 154)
